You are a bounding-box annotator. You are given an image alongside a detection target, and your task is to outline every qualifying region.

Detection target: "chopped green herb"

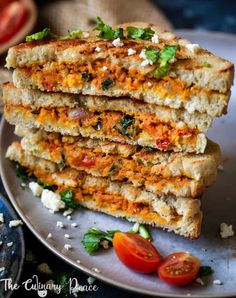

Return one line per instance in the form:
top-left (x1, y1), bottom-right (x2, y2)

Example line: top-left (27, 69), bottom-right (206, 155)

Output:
top-left (154, 45), bottom-right (179, 78)
top-left (101, 78), bottom-right (114, 90)
top-left (61, 29), bottom-right (82, 40)
top-left (94, 17), bottom-right (123, 40)
top-left (82, 72), bottom-right (93, 81)
top-left (145, 146), bottom-right (155, 152)
top-left (60, 189), bottom-right (81, 209)
top-left (26, 28), bottom-right (53, 42)
top-left (199, 266), bottom-right (213, 277)
top-left (26, 27), bottom-right (82, 42)
top-left (138, 225), bottom-right (152, 241)
top-left (55, 272), bottom-right (71, 294)
top-left (15, 163), bottom-right (28, 182)
top-left (203, 61), bottom-right (211, 67)
top-left (127, 26), bottom-right (154, 40)
top-left (144, 48), bottom-right (159, 63)
top-left (82, 227), bottom-right (119, 255)
top-left (114, 115), bottom-right (134, 138)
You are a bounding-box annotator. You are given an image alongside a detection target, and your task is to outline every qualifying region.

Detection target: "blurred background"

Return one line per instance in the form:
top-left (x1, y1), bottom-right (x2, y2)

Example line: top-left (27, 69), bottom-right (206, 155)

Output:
top-left (0, 0), bottom-right (235, 297)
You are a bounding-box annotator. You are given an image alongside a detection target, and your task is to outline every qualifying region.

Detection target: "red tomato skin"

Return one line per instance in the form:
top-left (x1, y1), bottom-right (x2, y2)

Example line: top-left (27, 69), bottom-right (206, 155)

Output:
top-left (113, 232), bottom-right (162, 273)
top-left (0, 1), bottom-right (27, 44)
top-left (158, 252), bottom-right (201, 286)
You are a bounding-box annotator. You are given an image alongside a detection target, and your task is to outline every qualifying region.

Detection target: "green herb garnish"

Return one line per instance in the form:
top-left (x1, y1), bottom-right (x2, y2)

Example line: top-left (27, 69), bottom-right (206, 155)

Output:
top-left (26, 27), bottom-right (82, 42)
top-left (82, 72), bottom-right (93, 81)
top-left (16, 163), bottom-right (28, 182)
top-left (82, 227), bottom-right (119, 255)
top-left (127, 26), bottom-right (154, 40)
top-left (203, 61), bottom-right (211, 67)
top-left (101, 78), bottom-right (114, 90)
top-left (94, 17), bottom-right (123, 40)
top-left (145, 146), bottom-right (155, 152)
top-left (154, 45), bottom-right (179, 79)
top-left (114, 115), bottom-right (134, 138)
top-left (199, 266), bottom-right (213, 277)
top-left (144, 48), bottom-right (159, 63)
top-left (60, 189), bottom-right (81, 209)
top-left (138, 225), bottom-right (152, 241)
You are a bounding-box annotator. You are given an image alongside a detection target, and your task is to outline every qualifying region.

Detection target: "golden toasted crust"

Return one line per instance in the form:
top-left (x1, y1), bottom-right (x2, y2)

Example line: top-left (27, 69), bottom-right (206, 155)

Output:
top-left (6, 141), bottom-right (202, 239)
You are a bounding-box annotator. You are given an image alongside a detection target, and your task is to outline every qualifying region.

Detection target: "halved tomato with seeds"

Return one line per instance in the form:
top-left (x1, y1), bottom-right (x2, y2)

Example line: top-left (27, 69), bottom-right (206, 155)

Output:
top-left (158, 252), bottom-right (201, 286)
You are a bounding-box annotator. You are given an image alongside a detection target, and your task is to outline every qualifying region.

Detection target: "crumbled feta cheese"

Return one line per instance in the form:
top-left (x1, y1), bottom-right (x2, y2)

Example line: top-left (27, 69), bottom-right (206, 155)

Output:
top-left (64, 234), bottom-right (70, 239)
top-left (132, 222), bottom-right (140, 233)
top-left (0, 213), bottom-right (4, 223)
top-left (7, 242), bottom-right (13, 247)
top-left (41, 189), bottom-right (65, 213)
top-left (139, 49), bottom-right (153, 67)
top-left (185, 43), bottom-right (200, 54)
top-left (213, 279), bottom-right (222, 285)
top-left (92, 267), bottom-right (101, 273)
top-left (46, 233), bottom-right (52, 239)
top-left (64, 244), bottom-right (72, 251)
top-left (9, 220), bottom-right (23, 228)
top-left (67, 215), bottom-right (72, 220)
top-left (56, 221), bottom-right (64, 228)
top-left (95, 46), bottom-right (101, 52)
top-left (220, 222), bottom-right (234, 238)
top-left (147, 81), bottom-right (152, 87)
top-left (37, 263), bottom-right (53, 275)
top-left (71, 223), bottom-right (78, 227)
top-left (196, 278), bottom-right (204, 286)
top-left (87, 277), bottom-right (95, 285)
top-left (100, 240), bottom-right (109, 249)
top-left (63, 208), bottom-right (73, 216)
top-left (151, 34), bottom-right (159, 44)
top-left (76, 259), bottom-right (81, 264)
top-left (29, 181), bottom-right (43, 197)
top-left (128, 48), bottom-right (136, 56)
top-left (101, 66), bottom-right (107, 71)
top-left (0, 267), bottom-right (5, 272)
top-left (112, 37), bottom-right (123, 47)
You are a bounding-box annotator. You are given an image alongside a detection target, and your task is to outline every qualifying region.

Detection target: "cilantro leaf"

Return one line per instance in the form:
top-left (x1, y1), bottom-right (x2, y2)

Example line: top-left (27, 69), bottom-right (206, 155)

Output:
top-left (144, 48), bottom-right (159, 63)
top-left (127, 26), bottom-right (154, 40)
top-left (94, 17), bottom-right (123, 40)
top-left (61, 29), bottom-right (82, 40)
top-left (60, 189), bottom-right (81, 209)
top-left (15, 163), bottom-right (28, 182)
top-left (203, 61), bottom-right (211, 67)
top-left (82, 227), bottom-right (119, 255)
top-left (199, 266), bottom-right (213, 277)
top-left (154, 45), bottom-right (179, 78)
top-left (114, 115), bottom-right (135, 138)
top-left (26, 28), bottom-right (56, 42)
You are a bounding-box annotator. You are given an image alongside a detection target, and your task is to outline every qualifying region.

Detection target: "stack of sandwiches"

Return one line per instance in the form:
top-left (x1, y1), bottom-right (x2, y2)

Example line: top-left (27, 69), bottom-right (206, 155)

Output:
top-left (2, 21), bottom-right (234, 239)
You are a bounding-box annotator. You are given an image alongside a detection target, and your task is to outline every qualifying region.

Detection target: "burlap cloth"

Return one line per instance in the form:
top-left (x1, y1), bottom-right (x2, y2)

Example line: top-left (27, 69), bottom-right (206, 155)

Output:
top-left (0, 0), bottom-right (172, 111)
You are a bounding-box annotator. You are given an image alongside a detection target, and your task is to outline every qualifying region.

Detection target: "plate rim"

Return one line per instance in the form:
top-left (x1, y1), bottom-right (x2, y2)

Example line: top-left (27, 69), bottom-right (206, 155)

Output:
top-left (0, 189), bottom-right (25, 298)
top-left (1, 29), bottom-right (236, 297)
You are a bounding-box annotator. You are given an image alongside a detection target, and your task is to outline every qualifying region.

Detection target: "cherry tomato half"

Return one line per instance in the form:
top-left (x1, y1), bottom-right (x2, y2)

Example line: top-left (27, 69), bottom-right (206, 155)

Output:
top-left (113, 232), bottom-right (162, 273)
top-left (0, 1), bottom-right (27, 44)
top-left (158, 252), bottom-right (201, 286)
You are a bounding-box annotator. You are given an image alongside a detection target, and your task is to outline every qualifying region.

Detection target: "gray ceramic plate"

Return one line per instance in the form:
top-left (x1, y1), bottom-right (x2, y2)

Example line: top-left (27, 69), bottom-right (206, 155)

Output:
top-left (0, 30), bottom-right (236, 297)
top-left (0, 193), bottom-right (25, 298)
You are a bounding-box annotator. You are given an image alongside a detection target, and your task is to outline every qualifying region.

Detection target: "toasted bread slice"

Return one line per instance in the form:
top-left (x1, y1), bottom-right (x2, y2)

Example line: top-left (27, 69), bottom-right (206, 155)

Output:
top-left (17, 126), bottom-right (220, 189)
top-left (6, 141), bottom-right (202, 239)
top-left (2, 82), bottom-right (213, 132)
top-left (3, 103), bottom-right (207, 153)
top-left (6, 22), bottom-right (233, 116)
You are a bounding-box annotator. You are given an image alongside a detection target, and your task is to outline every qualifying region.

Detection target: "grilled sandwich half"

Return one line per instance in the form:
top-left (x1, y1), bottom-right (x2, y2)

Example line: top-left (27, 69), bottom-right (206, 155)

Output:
top-left (6, 22), bottom-right (234, 117)
top-left (6, 141), bottom-right (202, 239)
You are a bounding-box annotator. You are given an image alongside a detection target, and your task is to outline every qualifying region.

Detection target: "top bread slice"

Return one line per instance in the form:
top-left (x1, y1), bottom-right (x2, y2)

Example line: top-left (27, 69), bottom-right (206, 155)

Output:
top-left (5, 22), bottom-right (234, 117)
